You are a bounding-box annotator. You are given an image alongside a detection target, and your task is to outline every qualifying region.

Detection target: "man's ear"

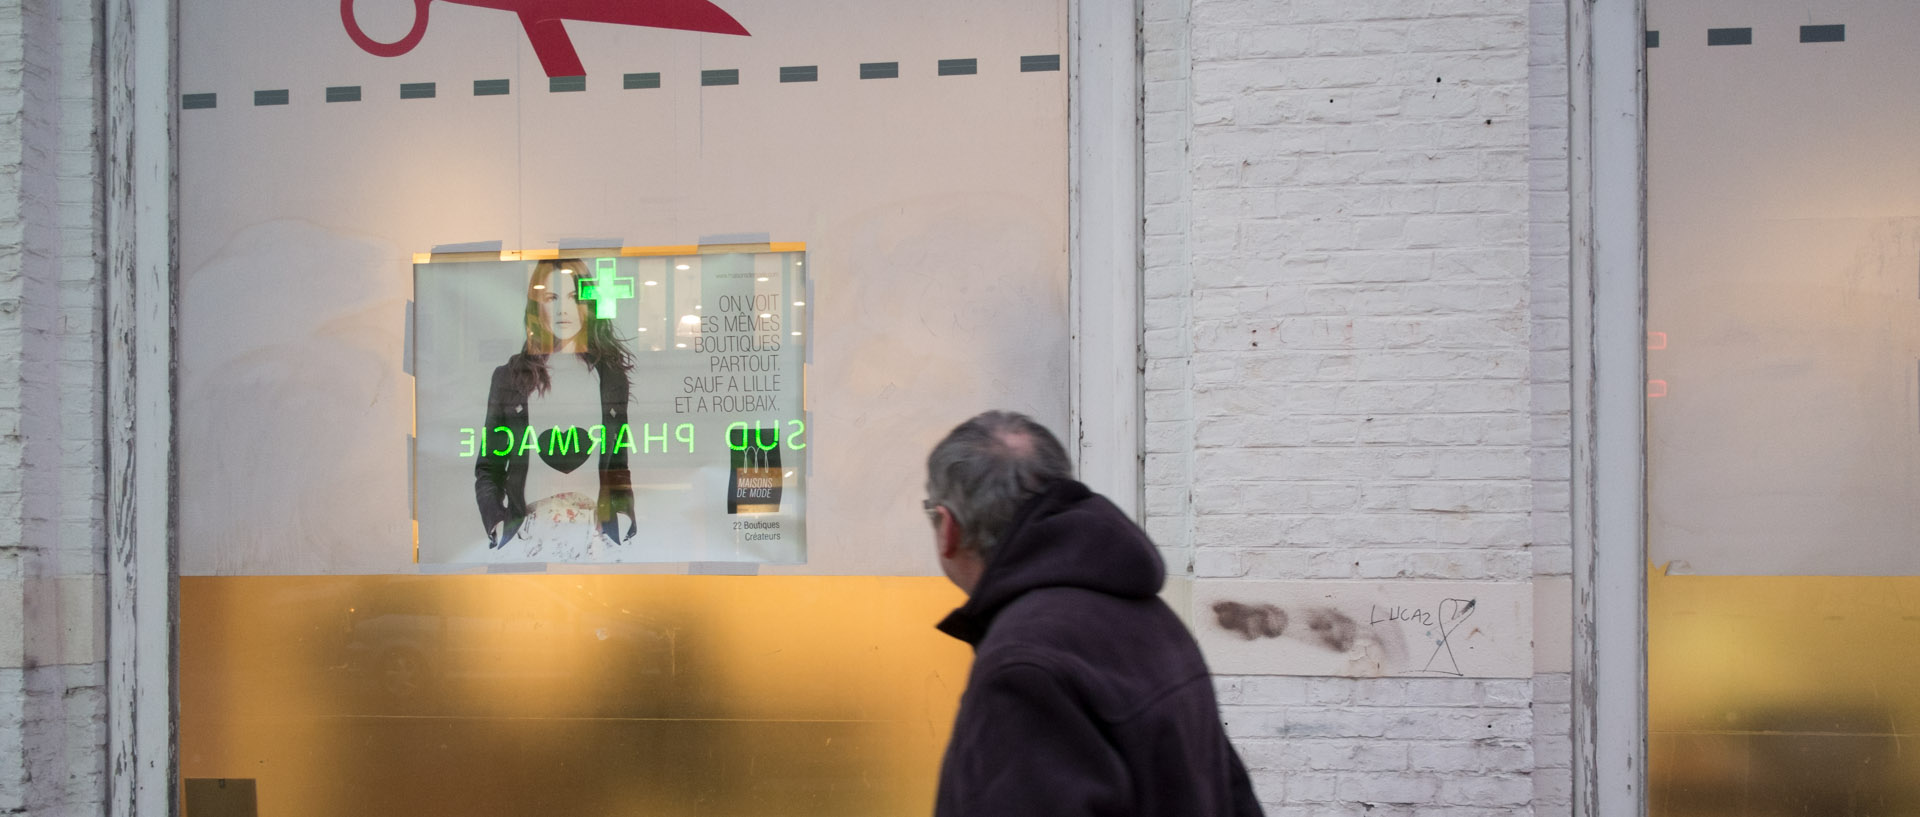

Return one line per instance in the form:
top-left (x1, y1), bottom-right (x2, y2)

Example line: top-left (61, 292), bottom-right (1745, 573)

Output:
top-left (936, 506), bottom-right (965, 559)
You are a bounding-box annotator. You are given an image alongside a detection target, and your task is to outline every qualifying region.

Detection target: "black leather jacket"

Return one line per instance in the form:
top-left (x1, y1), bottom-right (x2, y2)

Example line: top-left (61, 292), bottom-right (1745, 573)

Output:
top-left (473, 356), bottom-right (634, 546)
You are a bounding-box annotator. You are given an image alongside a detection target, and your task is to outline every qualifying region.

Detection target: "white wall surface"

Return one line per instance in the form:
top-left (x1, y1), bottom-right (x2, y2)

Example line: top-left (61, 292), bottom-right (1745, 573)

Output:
top-left (0, 0), bottom-right (108, 813)
top-left (1527, 0), bottom-right (1574, 812)
top-left (1144, 0), bottom-right (1560, 812)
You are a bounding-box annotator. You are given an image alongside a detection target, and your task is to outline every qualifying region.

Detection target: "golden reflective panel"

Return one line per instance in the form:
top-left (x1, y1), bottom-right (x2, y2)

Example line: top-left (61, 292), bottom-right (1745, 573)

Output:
top-left (180, 575), bottom-right (972, 816)
top-left (1649, 571), bottom-right (1920, 816)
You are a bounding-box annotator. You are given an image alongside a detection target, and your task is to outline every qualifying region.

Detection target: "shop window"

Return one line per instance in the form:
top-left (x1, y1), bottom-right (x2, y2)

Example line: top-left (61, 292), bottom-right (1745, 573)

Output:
top-left (1647, 1), bottom-right (1920, 812)
top-left (176, 1), bottom-right (1069, 813)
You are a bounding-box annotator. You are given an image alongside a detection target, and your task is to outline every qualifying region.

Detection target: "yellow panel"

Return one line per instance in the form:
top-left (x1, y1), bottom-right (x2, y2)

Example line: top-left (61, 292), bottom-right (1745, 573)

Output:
top-left (1649, 570), bottom-right (1920, 815)
top-left (180, 575), bottom-right (971, 817)
top-left (620, 245), bottom-right (702, 257)
top-left (412, 245), bottom-right (805, 264)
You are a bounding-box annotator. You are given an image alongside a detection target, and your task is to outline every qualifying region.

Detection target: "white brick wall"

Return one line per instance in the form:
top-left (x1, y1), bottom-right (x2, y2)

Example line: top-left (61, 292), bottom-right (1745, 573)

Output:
top-left (1143, 0), bottom-right (1199, 570)
top-left (0, 0), bottom-right (106, 813)
top-left (1145, 0), bottom-right (1564, 813)
top-left (1220, 676), bottom-right (1536, 814)
top-left (1527, 0), bottom-right (1572, 585)
top-left (1527, 0), bottom-right (1573, 812)
top-left (1172, 0), bottom-right (1533, 585)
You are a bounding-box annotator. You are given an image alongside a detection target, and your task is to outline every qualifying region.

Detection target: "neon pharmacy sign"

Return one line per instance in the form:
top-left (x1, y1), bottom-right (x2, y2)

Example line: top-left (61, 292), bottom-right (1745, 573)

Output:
top-left (457, 420), bottom-right (806, 457)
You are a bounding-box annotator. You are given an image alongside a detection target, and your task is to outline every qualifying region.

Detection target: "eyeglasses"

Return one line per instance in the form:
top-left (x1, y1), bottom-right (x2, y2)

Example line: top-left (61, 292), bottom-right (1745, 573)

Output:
top-left (922, 498), bottom-right (942, 525)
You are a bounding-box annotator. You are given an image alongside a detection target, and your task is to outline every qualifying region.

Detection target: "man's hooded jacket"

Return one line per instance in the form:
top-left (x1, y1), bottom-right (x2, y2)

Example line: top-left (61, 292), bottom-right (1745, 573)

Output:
top-left (934, 480), bottom-right (1264, 817)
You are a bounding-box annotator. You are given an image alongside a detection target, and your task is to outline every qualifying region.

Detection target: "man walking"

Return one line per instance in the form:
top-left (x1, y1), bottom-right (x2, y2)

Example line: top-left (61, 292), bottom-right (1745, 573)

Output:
top-left (924, 411), bottom-right (1264, 816)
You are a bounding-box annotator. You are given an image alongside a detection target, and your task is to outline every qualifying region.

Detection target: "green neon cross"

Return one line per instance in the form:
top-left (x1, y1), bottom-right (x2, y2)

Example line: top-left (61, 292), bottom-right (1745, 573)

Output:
top-left (577, 258), bottom-right (634, 319)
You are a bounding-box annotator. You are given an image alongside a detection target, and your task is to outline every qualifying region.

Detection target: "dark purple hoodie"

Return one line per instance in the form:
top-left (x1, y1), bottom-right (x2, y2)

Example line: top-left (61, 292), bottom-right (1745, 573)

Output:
top-left (934, 480), bottom-right (1264, 817)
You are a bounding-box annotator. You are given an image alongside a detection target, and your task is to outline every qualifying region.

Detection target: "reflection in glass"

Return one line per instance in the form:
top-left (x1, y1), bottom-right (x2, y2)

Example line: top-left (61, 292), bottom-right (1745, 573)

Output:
top-left (1645, 2), bottom-right (1920, 812)
top-left (1649, 572), bottom-right (1920, 815)
top-left (181, 575), bottom-right (971, 816)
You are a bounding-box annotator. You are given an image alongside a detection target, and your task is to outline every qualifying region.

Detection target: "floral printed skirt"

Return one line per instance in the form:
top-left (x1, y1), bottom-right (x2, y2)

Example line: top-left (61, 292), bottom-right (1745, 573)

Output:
top-left (494, 492), bottom-right (617, 563)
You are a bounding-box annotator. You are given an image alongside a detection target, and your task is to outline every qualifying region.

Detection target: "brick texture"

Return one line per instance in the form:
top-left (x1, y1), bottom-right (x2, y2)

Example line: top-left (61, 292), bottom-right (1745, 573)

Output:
top-left (1164, 0), bottom-right (1533, 585)
top-left (1527, 0), bottom-right (1573, 813)
top-left (1145, 0), bottom-right (1561, 813)
top-left (0, 0), bottom-right (106, 813)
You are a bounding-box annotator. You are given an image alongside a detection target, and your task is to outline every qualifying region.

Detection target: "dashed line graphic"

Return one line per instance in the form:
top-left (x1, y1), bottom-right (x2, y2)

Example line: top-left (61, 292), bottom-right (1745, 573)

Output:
top-left (1645, 25), bottom-right (1848, 48)
top-left (1019, 54), bottom-right (1060, 72)
top-left (181, 54), bottom-right (1063, 109)
top-left (1707, 27), bottom-right (1753, 46)
top-left (1800, 24), bottom-right (1844, 43)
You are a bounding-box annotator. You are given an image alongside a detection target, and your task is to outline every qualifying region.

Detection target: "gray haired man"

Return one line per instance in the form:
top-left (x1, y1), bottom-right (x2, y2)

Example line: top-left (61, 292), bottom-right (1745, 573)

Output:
top-left (925, 411), bottom-right (1263, 817)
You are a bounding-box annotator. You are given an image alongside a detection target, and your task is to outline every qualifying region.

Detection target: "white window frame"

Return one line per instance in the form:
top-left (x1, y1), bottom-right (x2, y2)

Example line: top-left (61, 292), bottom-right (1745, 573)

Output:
top-left (1069, 0), bottom-right (1144, 518)
top-left (102, 2), bottom-right (1145, 814)
top-left (1571, 0), bottom-right (1649, 814)
top-left (105, 0), bottom-right (178, 814)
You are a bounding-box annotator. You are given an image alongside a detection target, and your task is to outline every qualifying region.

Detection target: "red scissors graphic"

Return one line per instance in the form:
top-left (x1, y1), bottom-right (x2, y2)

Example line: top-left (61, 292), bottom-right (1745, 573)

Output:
top-left (342, 0), bottom-right (750, 78)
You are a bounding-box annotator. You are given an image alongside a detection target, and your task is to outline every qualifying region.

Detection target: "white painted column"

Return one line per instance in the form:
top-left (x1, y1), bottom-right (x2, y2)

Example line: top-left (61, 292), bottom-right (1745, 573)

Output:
top-left (1571, 0), bottom-right (1648, 813)
top-left (1069, 0), bottom-right (1144, 520)
top-left (104, 0), bottom-right (176, 813)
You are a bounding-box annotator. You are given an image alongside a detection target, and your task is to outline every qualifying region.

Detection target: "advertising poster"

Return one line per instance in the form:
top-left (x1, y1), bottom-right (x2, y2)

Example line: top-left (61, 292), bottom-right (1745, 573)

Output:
top-left (414, 248), bottom-right (809, 565)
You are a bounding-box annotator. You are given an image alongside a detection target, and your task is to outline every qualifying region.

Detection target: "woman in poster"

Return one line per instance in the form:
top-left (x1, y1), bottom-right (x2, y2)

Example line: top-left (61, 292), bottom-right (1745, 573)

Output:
top-left (474, 258), bottom-right (636, 561)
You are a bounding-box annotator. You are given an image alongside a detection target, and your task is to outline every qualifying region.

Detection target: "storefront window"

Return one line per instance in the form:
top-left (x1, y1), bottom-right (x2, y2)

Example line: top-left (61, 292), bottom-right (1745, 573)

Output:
top-left (175, 1), bottom-right (1069, 813)
top-left (1646, 1), bottom-right (1920, 811)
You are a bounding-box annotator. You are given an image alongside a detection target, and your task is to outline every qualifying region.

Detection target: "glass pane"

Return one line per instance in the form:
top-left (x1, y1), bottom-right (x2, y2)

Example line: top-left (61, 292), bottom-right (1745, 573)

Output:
top-left (175, 0), bottom-right (1069, 812)
top-left (411, 251), bottom-right (812, 566)
top-left (1646, 1), bottom-right (1920, 812)
top-left (1649, 573), bottom-right (1920, 815)
top-left (180, 575), bottom-right (970, 815)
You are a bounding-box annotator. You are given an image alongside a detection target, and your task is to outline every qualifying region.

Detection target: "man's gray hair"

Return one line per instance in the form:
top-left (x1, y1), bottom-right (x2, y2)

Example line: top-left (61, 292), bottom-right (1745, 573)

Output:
top-left (926, 411), bottom-right (1074, 555)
